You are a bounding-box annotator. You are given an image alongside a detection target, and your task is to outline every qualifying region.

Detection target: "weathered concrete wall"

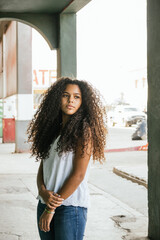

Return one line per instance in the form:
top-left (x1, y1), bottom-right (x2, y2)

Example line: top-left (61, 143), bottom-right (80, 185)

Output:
top-left (15, 120), bottom-right (31, 152)
top-left (0, 42), bottom-right (3, 98)
top-left (4, 22), bottom-right (17, 97)
top-left (147, 0), bottom-right (160, 239)
top-left (2, 22), bottom-right (17, 143)
top-left (17, 22), bottom-right (32, 94)
top-left (15, 22), bottom-right (33, 152)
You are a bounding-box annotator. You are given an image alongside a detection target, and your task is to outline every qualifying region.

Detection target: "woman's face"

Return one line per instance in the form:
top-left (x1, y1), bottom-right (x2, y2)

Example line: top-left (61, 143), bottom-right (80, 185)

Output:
top-left (61, 84), bottom-right (82, 116)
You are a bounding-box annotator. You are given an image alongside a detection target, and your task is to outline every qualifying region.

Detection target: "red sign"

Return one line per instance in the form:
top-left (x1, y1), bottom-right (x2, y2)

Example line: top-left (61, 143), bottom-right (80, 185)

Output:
top-left (33, 69), bottom-right (57, 88)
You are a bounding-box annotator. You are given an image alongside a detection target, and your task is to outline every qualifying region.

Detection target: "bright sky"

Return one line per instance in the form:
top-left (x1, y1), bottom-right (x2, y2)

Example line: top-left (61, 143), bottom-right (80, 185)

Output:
top-left (32, 0), bottom-right (147, 106)
top-left (32, 31), bottom-right (56, 70)
top-left (77, 0), bottom-right (147, 104)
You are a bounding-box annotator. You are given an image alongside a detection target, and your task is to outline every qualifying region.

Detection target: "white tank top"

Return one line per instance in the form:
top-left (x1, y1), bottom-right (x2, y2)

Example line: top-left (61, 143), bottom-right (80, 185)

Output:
top-left (37, 136), bottom-right (90, 208)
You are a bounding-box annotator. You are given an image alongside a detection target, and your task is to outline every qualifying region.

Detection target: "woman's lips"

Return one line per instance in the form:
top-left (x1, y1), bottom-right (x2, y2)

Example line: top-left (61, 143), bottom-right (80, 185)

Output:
top-left (67, 105), bottom-right (74, 109)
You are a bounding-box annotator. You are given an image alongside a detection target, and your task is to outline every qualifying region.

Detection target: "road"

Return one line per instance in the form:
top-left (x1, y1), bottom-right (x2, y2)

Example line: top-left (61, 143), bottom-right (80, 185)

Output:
top-left (89, 126), bottom-right (148, 216)
top-left (107, 125), bottom-right (147, 149)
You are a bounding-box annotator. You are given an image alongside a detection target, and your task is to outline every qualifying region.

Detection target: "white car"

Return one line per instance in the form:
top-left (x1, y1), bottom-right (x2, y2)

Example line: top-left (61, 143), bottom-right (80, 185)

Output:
top-left (108, 105), bottom-right (146, 127)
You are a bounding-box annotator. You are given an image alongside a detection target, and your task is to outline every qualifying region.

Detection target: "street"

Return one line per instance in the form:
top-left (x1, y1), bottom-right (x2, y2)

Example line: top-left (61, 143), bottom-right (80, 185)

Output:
top-left (107, 125), bottom-right (147, 149)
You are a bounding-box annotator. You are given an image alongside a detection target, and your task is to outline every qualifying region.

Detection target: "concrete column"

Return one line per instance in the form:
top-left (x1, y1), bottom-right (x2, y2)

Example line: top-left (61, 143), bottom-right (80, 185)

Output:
top-left (147, 1), bottom-right (160, 239)
top-left (15, 22), bottom-right (33, 152)
top-left (57, 13), bottom-right (77, 78)
top-left (0, 42), bottom-right (3, 138)
top-left (2, 22), bottom-right (17, 143)
top-left (0, 41), bottom-right (3, 99)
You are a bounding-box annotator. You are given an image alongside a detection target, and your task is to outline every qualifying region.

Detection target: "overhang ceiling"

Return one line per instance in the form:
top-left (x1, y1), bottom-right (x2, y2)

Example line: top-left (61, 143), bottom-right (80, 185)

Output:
top-left (0, 21), bottom-right (10, 41)
top-left (0, 0), bottom-right (91, 48)
top-left (0, 0), bottom-right (90, 14)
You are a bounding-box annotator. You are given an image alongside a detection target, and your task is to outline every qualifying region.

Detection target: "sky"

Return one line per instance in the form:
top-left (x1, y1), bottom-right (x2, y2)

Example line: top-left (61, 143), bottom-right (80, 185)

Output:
top-left (32, 0), bottom-right (147, 106)
top-left (77, 0), bottom-right (147, 104)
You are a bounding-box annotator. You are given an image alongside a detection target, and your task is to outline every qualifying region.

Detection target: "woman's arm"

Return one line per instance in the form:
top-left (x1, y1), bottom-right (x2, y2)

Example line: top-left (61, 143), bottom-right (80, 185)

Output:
top-left (37, 160), bottom-right (63, 209)
top-left (37, 160), bottom-right (64, 233)
top-left (58, 138), bottom-right (92, 200)
top-left (37, 160), bottom-right (46, 195)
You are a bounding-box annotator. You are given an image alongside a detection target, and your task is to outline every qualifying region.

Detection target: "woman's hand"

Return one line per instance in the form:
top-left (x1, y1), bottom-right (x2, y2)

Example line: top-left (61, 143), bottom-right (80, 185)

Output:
top-left (39, 210), bottom-right (54, 232)
top-left (39, 189), bottom-right (64, 209)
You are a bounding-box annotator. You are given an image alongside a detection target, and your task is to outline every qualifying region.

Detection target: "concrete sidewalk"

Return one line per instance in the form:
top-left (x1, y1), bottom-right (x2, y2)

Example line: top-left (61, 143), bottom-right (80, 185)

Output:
top-left (0, 143), bottom-right (149, 240)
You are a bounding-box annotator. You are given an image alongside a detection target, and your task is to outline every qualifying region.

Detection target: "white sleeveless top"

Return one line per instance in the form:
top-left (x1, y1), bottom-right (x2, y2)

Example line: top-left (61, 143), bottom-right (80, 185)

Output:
top-left (37, 136), bottom-right (90, 208)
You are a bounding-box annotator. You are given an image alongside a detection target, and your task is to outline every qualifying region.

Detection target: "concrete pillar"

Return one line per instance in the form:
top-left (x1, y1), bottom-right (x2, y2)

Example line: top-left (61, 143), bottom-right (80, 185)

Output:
top-left (0, 41), bottom-right (2, 98)
top-left (2, 22), bottom-right (17, 143)
top-left (57, 13), bottom-right (77, 78)
top-left (147, 1), bottom-right (160, 239)
top-left (0, 41), bottom-right (3, 138)
top-left (15, 22), bottom-right (33, 152)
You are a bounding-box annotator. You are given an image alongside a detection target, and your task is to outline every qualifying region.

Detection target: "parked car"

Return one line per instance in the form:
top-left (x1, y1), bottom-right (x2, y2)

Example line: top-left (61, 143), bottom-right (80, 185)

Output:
top-left (132, 119), bottom-right (147, 140)
top-left (108, 105), bottom-right (146, 127)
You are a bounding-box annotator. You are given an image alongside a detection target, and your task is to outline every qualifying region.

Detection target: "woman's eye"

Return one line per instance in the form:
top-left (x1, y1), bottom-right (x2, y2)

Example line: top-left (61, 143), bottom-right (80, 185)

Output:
top-left (63, 94), bottom-right (69, 98)
top-left (75, 96), bottom-right (80, 99)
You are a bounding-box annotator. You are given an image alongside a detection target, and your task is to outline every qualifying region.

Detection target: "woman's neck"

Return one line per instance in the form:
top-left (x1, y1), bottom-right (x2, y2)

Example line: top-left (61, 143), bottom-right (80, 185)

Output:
top-left (62, 114), bottom-right (70, 128)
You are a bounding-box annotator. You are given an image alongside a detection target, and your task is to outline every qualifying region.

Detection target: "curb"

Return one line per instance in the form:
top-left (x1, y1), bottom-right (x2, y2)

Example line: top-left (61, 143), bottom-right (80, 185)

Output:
top-left (105, 144), bottom-right (148, 153)
top-left (113, 167), bottom-right (148, 188)
top-left (105, 146), bottom-right (141, 153)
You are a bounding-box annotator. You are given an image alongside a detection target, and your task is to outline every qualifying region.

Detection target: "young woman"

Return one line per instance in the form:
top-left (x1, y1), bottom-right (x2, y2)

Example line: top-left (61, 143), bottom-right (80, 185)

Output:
top-left (27, 77), bottom-right (107, 240)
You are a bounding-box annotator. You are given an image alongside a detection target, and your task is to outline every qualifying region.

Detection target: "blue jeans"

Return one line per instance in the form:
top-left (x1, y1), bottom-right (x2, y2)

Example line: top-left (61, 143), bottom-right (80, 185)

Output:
top-left (37, 201), bottom-right (87, 240)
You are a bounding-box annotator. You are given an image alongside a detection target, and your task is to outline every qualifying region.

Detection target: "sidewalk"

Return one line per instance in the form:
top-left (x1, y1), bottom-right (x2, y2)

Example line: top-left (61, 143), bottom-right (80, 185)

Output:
top-left (0, 143), bottom-right (148, 240)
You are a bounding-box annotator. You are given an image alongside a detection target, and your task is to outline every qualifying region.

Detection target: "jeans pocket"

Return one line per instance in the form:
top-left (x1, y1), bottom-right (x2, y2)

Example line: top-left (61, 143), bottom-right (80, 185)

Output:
top-left (82, 208), bottom-right (88, 221)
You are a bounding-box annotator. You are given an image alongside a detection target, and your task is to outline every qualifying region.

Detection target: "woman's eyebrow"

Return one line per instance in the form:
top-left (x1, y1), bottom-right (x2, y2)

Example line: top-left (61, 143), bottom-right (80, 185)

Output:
top-left (63, 91), bottom-right (81, 95)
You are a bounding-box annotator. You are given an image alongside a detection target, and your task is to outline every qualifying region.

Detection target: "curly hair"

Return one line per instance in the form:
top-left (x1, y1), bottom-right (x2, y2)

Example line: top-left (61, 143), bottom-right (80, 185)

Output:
top-left (27, 77), bottom-right (107, 162)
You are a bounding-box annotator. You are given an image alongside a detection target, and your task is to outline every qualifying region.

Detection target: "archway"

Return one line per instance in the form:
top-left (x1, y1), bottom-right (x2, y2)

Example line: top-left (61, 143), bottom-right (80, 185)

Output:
top-left (0, 19), bottom-right (57, 152)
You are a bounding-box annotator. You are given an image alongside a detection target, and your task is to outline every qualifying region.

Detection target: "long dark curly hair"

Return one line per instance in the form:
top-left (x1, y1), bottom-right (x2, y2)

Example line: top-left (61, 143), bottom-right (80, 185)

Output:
top-left (27, 77), bottom-right (107, 162)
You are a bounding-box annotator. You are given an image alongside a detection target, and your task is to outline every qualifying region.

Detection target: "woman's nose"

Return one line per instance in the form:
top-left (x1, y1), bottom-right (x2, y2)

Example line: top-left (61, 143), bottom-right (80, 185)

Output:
top-left (69, 96), bottom-right (74, 102)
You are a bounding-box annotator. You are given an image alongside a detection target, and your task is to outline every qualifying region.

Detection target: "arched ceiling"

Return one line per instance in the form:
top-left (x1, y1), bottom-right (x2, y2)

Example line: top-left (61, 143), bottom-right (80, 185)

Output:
top-left (0, 0), bottom-right (91, 49)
